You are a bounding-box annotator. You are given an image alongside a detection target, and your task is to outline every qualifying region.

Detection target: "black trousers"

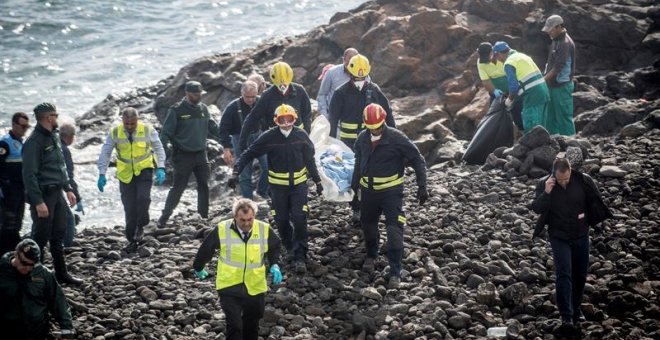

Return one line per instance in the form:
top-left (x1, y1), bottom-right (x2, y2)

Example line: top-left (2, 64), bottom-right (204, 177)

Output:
top-left (120, 169), bottom-right (153, 242)
top-left (162, 150), bottom-right (209, 220)
top-left (0, 182), bottom-right (25, 255)
top-left (30, 187), bottom-right (68, 275)
top-left (218, 290), bottom-right (265, 340)
top-left (360, 189), bottom-right (405, 277)
top-left (270, 184), bottom-right (308, 261)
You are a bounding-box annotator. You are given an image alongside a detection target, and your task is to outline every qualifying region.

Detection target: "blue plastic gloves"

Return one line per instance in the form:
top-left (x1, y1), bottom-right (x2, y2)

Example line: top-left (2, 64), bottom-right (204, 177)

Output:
top-left (270, 264), bottom-right (282, 284)
top-left (492, 89), bottom-right (503, 98)
top-left (97, 175), bottom-right (106, 192)
top-left (75, 202), bottom-right (85, 215)
top-left (195, 269), bottom-right (209, 280)
top-left (156, 168), bottom-right (166, 185)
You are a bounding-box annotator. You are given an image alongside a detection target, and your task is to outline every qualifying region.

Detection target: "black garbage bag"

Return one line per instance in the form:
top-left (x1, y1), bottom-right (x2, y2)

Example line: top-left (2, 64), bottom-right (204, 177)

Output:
top-left (462, 96), bottom-right (514, 165)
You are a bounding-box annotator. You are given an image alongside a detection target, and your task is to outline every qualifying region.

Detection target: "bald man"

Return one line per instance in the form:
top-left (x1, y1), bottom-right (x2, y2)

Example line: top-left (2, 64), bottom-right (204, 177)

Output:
top-left (316, 48), bottom-right (364, 119)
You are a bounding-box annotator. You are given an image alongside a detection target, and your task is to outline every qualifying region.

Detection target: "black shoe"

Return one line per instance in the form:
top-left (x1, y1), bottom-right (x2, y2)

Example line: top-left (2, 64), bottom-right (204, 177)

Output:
top-left (157, 216), bottom-right (168, 229)
top-left (134, 227), bottom-right (145, 242)
top-left (56, 272), bottom-right (84, 286)
top-left (295, 261), bottom-right (307, 274)
top-left (124, 242), bottom-right (138, 253)
top-left (573, 310), bottom-right (586, 324)
top-left (362, 257), bottom-right (376, 273)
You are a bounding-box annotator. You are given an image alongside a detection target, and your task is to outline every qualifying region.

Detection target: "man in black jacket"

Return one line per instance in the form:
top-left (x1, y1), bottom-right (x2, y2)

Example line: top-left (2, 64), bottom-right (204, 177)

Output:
top-left (530, 156), bottom-right (612, 330)
top-left (22, 103), bottom-right (83, 285)
top-left (59, 123), bottom-right (83, 247)
top-left (230, 104), bottom-right (322, 274)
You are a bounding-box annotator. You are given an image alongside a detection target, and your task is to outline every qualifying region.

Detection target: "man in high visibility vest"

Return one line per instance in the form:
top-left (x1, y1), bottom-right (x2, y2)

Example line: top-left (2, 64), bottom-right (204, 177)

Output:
top-left (352, 104), bottom-right (427, 288)
top-left (97, 108), bottom-right (166, 251)
top-left (230, 104), bottom-right (322, 274)
top-left (493, 41), bottom-right (551, 134)
top-left (193, 198), bottom-right (282, 340)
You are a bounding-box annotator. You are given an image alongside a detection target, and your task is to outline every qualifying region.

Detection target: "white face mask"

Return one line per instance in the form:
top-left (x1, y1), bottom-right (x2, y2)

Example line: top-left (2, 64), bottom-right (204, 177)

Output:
top-left (353, 80), bottom-right (366, 91)
top-left (278, 84), bottom-right (289, 94)
top-left (370, 133), bottom-right (382, 142)
top-left (279, 127), bottom-right (292, 137)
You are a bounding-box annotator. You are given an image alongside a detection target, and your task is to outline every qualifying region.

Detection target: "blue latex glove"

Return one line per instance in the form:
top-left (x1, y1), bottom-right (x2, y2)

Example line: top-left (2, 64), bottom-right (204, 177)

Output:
top-left (97, 175), bottom-right (106, 192)
top-left (270, 264), bottom-right (282, 284)
top-left (156, 168), bottom-right (166, 185)
top-left (195, 269), bottom-right (209, 280)
top-left (492, 89), bottom-right (503, 98)
top-left (75, 202), bottom-right (85, 215)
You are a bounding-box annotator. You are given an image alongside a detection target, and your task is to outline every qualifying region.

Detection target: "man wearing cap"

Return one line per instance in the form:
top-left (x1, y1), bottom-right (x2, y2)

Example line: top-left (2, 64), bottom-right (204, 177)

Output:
top-left (158, 81), bottom-right (221, 228)
top-left (0, 238), bottom-right (75, 339)
top-left (492, 41), bottom-right (551, 134)
top-left (22, 102), bottom-right (83, 285)
top-left (542, 14), bottom-right (577, 136)
top-left (0, 112), bottom-right (30, 255)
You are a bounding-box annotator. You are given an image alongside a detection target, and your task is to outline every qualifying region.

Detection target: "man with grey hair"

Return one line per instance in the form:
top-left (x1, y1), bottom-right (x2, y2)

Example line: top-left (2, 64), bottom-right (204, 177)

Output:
top-left (193, 198), bottom-right (282, 340)
top-left (58, 122), bottom-right (83, 247)
top-left (219, 80), bottom-right (269, 199)
top-left (316, 47), bottom-right (365, 119)
top-left (97, 107), bottom-right (166, 252)
top-left (22, 102), bottom-right (82, 285)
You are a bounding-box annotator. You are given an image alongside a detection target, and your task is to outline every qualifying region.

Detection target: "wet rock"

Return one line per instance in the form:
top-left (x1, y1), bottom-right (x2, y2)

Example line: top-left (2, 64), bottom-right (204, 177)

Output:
top-left (600, 165), bottom-right (627, 178)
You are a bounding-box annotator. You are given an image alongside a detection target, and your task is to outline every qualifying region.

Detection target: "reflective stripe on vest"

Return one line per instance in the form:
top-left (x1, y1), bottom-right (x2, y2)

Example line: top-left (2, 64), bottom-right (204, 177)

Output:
top-left (268, 167), bottom-right (307, 186)
top-left (110, 123), bottom-right (154, 183)
top-left (505, 52), bottom-right (546, 94)
top-left (1, 133), bottom-right (22, 163)
top-left (215, 219), bottom-right (269, 296)
top-left (339, 121), bottom-right (364, 140)
top-left (360, 173), bottom-right (404, 191)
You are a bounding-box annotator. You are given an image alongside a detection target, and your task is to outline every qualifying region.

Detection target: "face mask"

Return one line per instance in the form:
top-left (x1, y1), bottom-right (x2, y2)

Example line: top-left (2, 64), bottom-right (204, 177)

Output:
top-left (278, 84), bottom-right (289, 94)
top-left (370, 133), bottom-right (382, 142)
top-left (353, 80), bottom-right (366, 91)
top-left (280, 127), bottom-right (292, 137)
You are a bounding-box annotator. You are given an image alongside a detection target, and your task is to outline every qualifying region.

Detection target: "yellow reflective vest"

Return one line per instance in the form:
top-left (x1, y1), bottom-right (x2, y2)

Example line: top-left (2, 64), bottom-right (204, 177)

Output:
top-left (111, 122), bottom-right (155, 184)
top-left (216, 219), bottom-right (269, 296)
top-left (504, 52), bottom-right (545, 92)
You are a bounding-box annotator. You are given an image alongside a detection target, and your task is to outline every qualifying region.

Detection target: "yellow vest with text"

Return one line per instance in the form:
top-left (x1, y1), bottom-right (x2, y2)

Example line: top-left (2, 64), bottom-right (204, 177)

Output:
top-left (216, 219), bottom-right (269, 296)
top-left (111, 122), bottom-right (155, 184)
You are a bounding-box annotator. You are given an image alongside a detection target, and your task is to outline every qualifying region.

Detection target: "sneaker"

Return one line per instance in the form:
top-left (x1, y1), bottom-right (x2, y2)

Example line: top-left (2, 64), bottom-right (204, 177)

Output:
top-left (573, 310), bottom-right (586, 324)
top-left (388, 276), bottom-right (401, 289)
top-left (362, 257), bottom-right (376, 273)
top-left (295, 261), bottom-right (307, 274)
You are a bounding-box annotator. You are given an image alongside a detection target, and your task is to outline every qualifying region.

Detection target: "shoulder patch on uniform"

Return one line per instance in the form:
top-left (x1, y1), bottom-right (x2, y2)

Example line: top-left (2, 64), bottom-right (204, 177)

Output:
top-left (180, 114), bottom-right (191, 119)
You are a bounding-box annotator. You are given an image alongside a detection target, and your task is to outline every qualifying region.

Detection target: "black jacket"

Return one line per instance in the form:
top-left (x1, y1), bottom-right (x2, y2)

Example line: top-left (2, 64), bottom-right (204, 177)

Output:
top-left (61, 141), bottom-right (81, 203)
top-left (329, 81), bottom-right (394, 145)
top-left (352, 126), bottom-right (426, 194)
top-left (530, 170), bottom-right (613, 239)
top-left (22, 124), bottom-right (71, 205)
top-left (238, 83), bottom-right (311, 151)
top-left (235, 126), bottom-right (321, 188)
top-left (218, 97), bottom-right (256, 149)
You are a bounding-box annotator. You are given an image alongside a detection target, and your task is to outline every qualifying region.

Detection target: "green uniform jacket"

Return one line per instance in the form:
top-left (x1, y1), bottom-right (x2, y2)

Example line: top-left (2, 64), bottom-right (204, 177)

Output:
top-left (160, 98), bottom-right (221, 152)
top-left (0, 252), bottom-right (73, 338)
top-left (22, 124), bottom-right (71, 205)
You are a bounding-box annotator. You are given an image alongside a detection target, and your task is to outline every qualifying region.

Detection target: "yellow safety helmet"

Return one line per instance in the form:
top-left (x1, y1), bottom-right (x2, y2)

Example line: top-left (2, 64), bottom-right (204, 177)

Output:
top-left (270, 62), bottom-right (294, 92)
top-left (273, 104), bottom-right (298, 126)
top-left (347, 54), bottom-right (371, 78)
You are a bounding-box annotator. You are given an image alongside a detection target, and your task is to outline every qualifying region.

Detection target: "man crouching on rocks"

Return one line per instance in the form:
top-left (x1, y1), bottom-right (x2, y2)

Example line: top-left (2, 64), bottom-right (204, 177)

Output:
top-left (193, 198), bottom-right (282, 340)
top-left (530, 156), bottom-right (612, 332)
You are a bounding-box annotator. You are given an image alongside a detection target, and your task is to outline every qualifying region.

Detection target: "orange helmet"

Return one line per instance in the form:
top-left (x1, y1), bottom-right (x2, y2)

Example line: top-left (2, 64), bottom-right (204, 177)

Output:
top-left (363, 103), bottom-right (387, 130)
top-left (273, 104), bottom-right (298, 127)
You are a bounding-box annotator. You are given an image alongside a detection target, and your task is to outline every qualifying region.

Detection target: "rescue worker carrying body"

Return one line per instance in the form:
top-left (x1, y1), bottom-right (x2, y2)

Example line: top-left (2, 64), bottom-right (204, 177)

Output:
top-left (352, 103), bottom-right (428, 288)
top-left (230, 104), bottom-right (322, 275)
top-left (238, 62), bottom-right (312, 152)
top-left (328, 54), bottom-right (395, 150)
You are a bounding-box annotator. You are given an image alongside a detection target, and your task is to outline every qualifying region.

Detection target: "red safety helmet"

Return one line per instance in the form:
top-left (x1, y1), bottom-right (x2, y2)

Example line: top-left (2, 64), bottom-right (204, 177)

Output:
top-left (363, 103), bottom-right (387, 130)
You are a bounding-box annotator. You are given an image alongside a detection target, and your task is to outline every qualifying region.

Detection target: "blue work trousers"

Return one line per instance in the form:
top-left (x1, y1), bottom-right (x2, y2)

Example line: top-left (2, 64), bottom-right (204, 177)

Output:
top-left (231, 134), bottom-right (269, 199)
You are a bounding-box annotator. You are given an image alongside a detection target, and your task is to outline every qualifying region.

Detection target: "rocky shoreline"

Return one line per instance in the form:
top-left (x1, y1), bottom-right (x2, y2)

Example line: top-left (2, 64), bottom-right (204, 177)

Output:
top-left (61, 0), bottom-right (660, 339)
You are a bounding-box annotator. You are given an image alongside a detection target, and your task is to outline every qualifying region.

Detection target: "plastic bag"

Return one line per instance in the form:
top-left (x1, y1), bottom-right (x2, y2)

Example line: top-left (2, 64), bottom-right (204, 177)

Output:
top-left (310, 116), bottom-right (355, 202)
top-left (462, 97), bottom-right (514, 165)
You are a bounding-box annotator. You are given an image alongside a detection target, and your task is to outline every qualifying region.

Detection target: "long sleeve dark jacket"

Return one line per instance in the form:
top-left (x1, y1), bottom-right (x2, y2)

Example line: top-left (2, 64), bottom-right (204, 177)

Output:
top-left (218, 97), bottom-right (255, 149)
top-left (235, 127), bottom-right (321, 188)
top-left (60, 141), bottom-right (81, 202)
top-left (160, 98), bottom-right (221, 152)
top-left (351, 126), bottom-right (426, 194)
top-left (22, 124), bottom-right (71, 205)
top-left (530, 170), bottom-right (613, 239)
top-left (238, 83), bottom-right (311, 151)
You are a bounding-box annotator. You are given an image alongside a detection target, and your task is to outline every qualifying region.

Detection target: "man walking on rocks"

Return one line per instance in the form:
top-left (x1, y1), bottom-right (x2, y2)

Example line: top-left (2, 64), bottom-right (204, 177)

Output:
top-left (158, 81), bottom-right (220, 227)
top-left (59, 122), bottom-right (84, 247)
top-left (0, 112), bottom-right (30, 254)
top-left (230, 104), bottom-right (322, 274)
top-left (317, 47), bottom-right (360, 119)
top-left (219, 80), bottom-right (269, 199)
top-left (352, 103), bottom-right (427, 288)
top-left (493, 41), bottom-right (550, 134)
top-left (193, 198), bottom-right (282, 340)
top-left (530, 156), bottom-right (612, 331)
top-left (22, 102), bottom-right (83, 285)
top-left (542, 15), bottom-right (577, 136)
top-left (97, 108), bottom-right (166, 251)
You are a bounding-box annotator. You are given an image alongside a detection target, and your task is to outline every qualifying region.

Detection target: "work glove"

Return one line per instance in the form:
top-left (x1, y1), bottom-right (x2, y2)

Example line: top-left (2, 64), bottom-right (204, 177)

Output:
top-left (155, 168), bottom-right (166, 185)
top-left (417, 186), bottom-right (429, 206)
top-left (315, 181), bottom-right (324, 196)
top-left (60, 329), bottom-right (76, 339)
top-left (195, 269), bottom-right (209, 280)
top-left (97, 175), bottom-right (107, 192)
top-left (270, 264), bottom-right (282, 284)
top-left (227, 169), bottom-right (239, 189)
top-left (492, 89), bottom-right (503, 98)
top-left (75, 202), bottom-right (85, 215)
top-left (504, 97), bottom-right (514, 110)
